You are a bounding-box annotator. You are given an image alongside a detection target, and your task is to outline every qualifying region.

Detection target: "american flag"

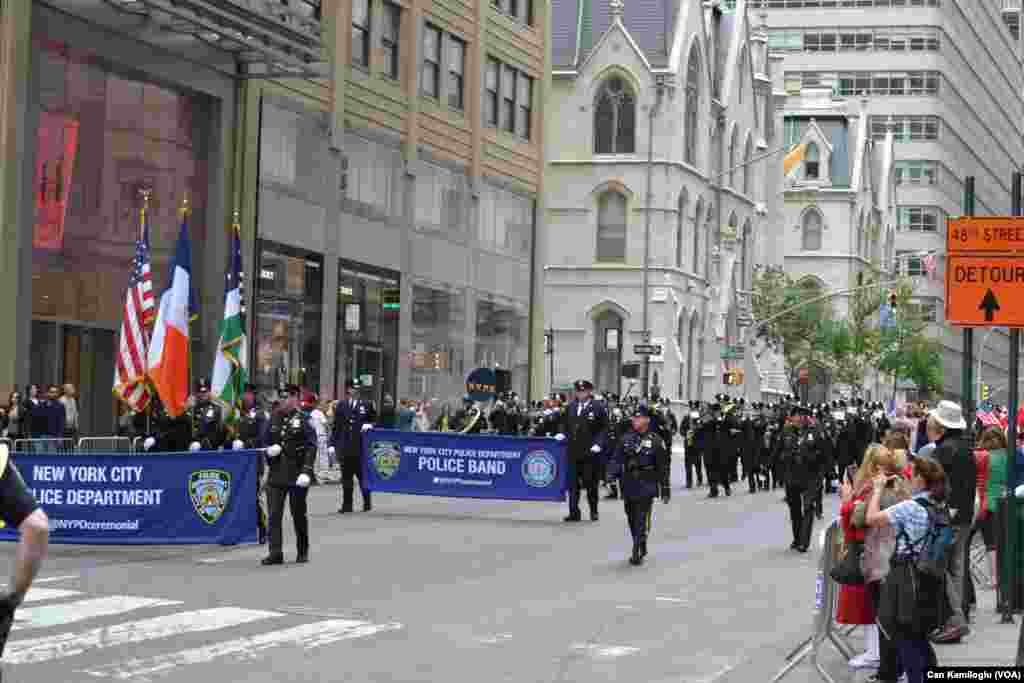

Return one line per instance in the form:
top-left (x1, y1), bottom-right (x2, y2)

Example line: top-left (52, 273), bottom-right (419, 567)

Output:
top-left (113, 205), bottom-right (156, 411)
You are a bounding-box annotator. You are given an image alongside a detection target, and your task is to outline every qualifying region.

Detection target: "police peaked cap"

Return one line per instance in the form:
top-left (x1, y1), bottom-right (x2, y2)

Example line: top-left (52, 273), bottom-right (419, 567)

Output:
top-left (345, 379), bottom-right (361, 389)
top-left (632, 404), bottom-right (652, 417)
top-left (574, 379), bottom-right (594, 391)
top-left (195, 378), bottom-right (210, 392)
top-left (737, 397), bottom-right (746, 405)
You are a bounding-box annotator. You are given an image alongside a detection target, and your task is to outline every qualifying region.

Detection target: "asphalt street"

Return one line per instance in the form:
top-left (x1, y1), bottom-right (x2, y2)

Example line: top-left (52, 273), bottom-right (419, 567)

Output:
top-left (0, 454), bottom-right (837, 683)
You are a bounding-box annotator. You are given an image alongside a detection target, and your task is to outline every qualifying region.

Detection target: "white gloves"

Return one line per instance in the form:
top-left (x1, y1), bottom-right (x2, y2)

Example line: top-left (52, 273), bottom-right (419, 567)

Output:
top-left (554, 434), bottom-right (566, 442)
top-left (143, 437), bottom-right (156, 451)
top-left (266, 444), bottom-right (282, 458)
top-left (296, 473), bottom-right (311, 488)
top-left (189, 441), bottom-right (201, 452)
top-left (328, 446), bottom-right (336, 455)
top-left (361, 424), bottom-right (373, 433)
top-left (590, 445), bottom-right (601, 454)
top-left (232, 439), bottom-right (244, 451)
top-left (1016, 484), bottom-right (1024, 499)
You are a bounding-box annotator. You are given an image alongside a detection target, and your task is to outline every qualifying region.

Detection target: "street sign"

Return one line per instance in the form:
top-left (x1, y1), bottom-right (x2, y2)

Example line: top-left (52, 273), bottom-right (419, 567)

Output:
top-left (720, 344), bottom-right (745, 360)
top-left (947, 217), bottom-right (1024, 254)
top-left (946, 216), bottom-right (1024, 327)
top-left (633, 344), bottom-right (662, 355)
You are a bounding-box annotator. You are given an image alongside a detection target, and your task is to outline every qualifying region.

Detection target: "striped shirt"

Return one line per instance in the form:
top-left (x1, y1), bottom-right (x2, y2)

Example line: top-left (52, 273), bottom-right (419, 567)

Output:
top-left (887, 492), bottom-right (933, 558)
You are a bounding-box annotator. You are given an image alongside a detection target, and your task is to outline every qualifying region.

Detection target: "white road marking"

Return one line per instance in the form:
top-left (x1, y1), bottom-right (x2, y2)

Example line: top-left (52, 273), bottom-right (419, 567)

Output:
top-left (33, 575), bottom-right (80, 584)
top-left (6, 607), bottom-right (283, 665)
top-left (79, 619), bottom-right (403, 680)
top-left (474, 634), bottom-right (513, 645)
top-left (691, 660), bottom-right (742, 683)
top-left (570, 643), bottom-right (640, 658)
top-left (21, 588), bottom-right (81, 604)
top-left (14, 596), bottom-right (181, 630)
top-left (655, 596), bottom-right (689, 603)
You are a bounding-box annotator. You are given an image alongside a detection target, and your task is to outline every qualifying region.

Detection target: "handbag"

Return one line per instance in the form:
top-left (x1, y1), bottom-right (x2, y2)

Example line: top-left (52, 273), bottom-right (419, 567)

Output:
top-left (830, 540), bottom-right (866, 585)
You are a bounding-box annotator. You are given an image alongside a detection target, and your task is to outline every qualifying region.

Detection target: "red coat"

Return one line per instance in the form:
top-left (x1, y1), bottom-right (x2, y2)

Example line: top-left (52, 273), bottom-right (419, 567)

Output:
top-left (974, 449), bottom-right (991, 520)
top-left (836, 487), bottom-right (876, 625)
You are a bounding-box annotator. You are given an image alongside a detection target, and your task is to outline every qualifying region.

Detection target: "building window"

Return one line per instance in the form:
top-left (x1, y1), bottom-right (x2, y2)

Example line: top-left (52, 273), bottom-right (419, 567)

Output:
top-left (785, 70), bottom-right (939, 96)
top-left (743, 135), bottom-right (752, 195)
top-left (802, 209), bottom-right (823, 251)
top-left (492, 0), bottom-right (534, 25)
top-left (676, 190), bottom-right (688, 269)
top-left (692, 198), bottom-right (702, 275)
top-left (685, 47), bottom-right (701, 165)
top-left (484, 59), bottom-right (499, 127)
top-left (898, 250), bottom-right (925, 276)
top-left (804, 142), bottom-right (820, 180)
top-left (894, 161), bottom-right (937, 185)
top-left (381, 2), bottom-right (401, 80)
top-left (501, 64), bottom-right (517, 132)
top-left (516, 74), bottom-right (532, 139)
top-left (421, 24), bottom-right (441, 98)
top-left (352, 0), bottom-right (370, 68)
top-left (783, 117), bottom-right (800, 148)
top-left (870, 115), bottom-right (939, 141)
top-left (596, 191), bottom-right (627, 262)
top-left (728, 126), bottom-right (738, 187)
top-left (594, 76), bottom-right (636, 155)
top-left (898, 206), bottom-right (941, 232)
top-left (448, 37), bottom-right (465, 110)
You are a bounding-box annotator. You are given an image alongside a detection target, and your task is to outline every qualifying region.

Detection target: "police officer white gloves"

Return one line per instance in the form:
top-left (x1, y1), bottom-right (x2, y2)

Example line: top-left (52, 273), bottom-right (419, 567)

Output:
top-left (361, 424), bottom-right (373, 433)
top-left (143, 437), bottom-right (156, 451)
top-left (1016, 484), bottom-right (1024, 499)
top-left (554, 433), bottom-right (566, 442)
top-left (232, 439), bottom-right (245, 451)
top-left (590, 444), bottom-right (601, 454)
top-left (328, 446), bottom-right (336, 456)
top-left (266, 444), bottom-right (282, 458)
top-left (189, 441), bottom-right (201, 452)
top-left (296, 473), bottom-right (311, 488)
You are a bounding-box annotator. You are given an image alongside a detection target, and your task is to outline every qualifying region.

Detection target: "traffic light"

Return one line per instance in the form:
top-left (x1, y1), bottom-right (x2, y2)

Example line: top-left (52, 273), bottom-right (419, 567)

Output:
top-left (723, 372), bottom-right (732, 386)
top-left (888, 291), bottom-right (898, 309)
top-left (981, 383), bottom-right (990, 402)
top-left (722, 369), bottom-right (744, 385)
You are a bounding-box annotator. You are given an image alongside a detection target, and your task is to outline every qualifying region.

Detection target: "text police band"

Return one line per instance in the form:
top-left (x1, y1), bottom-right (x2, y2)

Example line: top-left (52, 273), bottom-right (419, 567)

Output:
top-left (129, 373), bottom-right (893, 566)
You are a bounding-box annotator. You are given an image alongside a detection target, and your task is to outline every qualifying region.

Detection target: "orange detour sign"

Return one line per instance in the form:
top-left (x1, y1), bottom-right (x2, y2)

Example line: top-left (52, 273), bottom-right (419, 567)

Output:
top-left (946, 217), bottom-right (1024, 326)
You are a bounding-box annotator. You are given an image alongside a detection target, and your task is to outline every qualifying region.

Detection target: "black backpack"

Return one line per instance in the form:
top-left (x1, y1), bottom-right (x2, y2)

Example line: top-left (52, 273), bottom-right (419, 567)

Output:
top-left (909, 498), bottom-right (955, 579)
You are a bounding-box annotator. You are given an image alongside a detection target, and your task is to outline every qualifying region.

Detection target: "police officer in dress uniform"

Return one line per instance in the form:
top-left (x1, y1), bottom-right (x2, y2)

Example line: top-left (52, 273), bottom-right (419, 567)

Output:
top-left (704, 399), bottom-right (730, 497)
top-left (141, 398), bottom-right (191, 453)
top-left (607, 403), bottom-right (671, 566)
top-left (555, 379), bottom-right (609, 522)
top-left (452, 395), bottom-right (488, 434)
top-left (234, 384), bottom-right (270, 544)
top-left (682, 401), bottom-right (706, 488)
top-left (782, 404), bottom-right (819, 553)
top-left (330, 379), bottom-right (376, 513)
top-left (262, 384), bottom-right (316, 565)
top-left (188, 379), bottom-right (226, 451)
top-left (603, 402), bottom-right (630, 500)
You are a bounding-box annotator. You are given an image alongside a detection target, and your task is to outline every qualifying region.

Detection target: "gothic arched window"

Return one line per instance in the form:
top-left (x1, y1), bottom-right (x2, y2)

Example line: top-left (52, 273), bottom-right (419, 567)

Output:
top-left (594, 76), bottom-right (636, 154)
top-left (685, 47), bottom-right (701, 165)
top-left (743, 134), bottom-right (753, 196)
top-left (802, 208), bottom-right (823, 251)
top-left (596, 191), bottom-right (627, 261)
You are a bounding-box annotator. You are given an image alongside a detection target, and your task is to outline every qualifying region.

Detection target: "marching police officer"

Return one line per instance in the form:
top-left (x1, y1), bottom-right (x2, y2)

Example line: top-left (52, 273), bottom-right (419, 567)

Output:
top-left (234, 385), bottom-right (270, 544)
top-left (141, 398), bottom-right (191, 453)
top-left (555, 379), bottom-right (609, 522)
top-left (188, 379), bottom-right (226, 451)
top-left (607, 404), bottom-right (671, 566)
top-left (262, 385), bottom-right (316, 565)
top-left (452, 395), bottom-right (488, 433)
top-left (330, 379), bottom-right (376, 513)
top-left (681, 401), bottom-right (705, 488)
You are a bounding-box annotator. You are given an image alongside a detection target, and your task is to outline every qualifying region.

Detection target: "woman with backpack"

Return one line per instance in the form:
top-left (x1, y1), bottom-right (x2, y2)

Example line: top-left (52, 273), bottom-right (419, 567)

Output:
top-left (866, 456), bottom-right (949, 683)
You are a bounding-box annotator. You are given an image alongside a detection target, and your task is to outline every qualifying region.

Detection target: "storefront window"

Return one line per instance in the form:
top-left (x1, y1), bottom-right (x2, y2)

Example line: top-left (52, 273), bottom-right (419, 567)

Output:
top-left (409, 280), bottom-right (466, 404)
top-left (336, 261), bottom-right (400, 406)
top-left (253, 243), bottom-right (323, 394)
top-left (474, 294), bottom-right (529, 398)
top-left (31, 38), bottom-right (210, 326)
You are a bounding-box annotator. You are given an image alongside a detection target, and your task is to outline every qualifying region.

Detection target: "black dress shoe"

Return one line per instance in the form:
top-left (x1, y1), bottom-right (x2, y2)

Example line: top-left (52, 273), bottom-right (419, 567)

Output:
top-left (261, 555), bottom-right (284, 566)
top-left (790, 541), bottom-right (799, 550)
top-left (589, 510), bottom-right (599, 522)
top-left (639, 538), bottom-right (648, 558)
top-left (563, 513), bottom-right (582, 522)
top-left (363, 501), bottom-right (372, 512)
top-left (724, 488), bottom-right (732, 497)
top-left (338, 505), bottom-right (353, 514)
top-left (295, 552), bottom-right (309, 564)
top-left (630, 543), bottom-right (643, 566)
top-left (795, 545), bottom-right (808, 553)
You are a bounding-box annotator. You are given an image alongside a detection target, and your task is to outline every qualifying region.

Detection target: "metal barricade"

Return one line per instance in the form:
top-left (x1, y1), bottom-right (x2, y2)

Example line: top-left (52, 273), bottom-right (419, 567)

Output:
top-left (132, 436), bottom-right (145, 454)
top-left (771, 519), bottom-right (858, 683)
top-left (77, 436), bottom-right (133, 454)
top-left (13, 438), bottom-right (75, 454)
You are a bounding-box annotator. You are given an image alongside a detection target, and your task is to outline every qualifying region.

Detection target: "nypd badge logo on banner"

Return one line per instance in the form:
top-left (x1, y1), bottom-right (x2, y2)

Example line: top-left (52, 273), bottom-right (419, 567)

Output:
top-left (522, 450), bottom-right (557, 488)
top-left (189, 469), bottom-right (231, 524)
top-left (370, 441), bottom-right (402, 480)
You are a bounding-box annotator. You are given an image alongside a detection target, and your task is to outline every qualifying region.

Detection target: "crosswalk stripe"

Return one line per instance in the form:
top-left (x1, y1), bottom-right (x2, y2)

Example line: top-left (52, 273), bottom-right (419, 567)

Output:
top-left (6, 607), bottom-right (283, 665)
top-left (80, 619), bottom-right (403, 680)
top-left (21, 588), bottom-right (81, 604)
top-left (14, 596), bottom-right (182, 630)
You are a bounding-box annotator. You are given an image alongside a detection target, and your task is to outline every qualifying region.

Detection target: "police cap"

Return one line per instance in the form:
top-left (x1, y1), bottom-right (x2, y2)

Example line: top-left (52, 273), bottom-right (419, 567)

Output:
top-left (195, 378), bottom-right (210, 393)
top-left (574, 379), bottom-right (594, 392)
top-left (345, 379), bottom-right (361, 389)
top-left (632, 404), bottom-right (652, 418)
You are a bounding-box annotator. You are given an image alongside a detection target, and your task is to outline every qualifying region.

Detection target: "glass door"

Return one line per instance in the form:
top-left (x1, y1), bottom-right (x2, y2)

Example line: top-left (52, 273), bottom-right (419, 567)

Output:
top-left (351, 344), bottom-right (383, 408)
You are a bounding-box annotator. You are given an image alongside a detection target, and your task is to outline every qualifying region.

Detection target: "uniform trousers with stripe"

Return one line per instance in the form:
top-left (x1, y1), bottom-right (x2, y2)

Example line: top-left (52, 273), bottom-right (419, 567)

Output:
top-left (623, 496), bottom-right (654, 542)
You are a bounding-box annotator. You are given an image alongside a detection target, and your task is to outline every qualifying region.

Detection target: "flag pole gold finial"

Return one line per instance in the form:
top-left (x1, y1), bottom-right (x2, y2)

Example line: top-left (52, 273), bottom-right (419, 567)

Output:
top-left (140, 189), bottom-right (151, 209)
top-left (232, 208), bottom-right (240, 226)
top-left (180, 194), bottom-right (190, 217)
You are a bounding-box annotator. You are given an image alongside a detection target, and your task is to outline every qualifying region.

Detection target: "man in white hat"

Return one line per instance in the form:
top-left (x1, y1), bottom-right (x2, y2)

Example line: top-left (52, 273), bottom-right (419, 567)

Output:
top-left (925, 400), bottom-right (976, 645)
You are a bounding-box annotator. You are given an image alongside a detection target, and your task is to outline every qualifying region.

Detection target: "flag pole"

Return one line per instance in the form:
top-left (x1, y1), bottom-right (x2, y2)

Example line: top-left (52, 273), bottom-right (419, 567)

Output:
top-left (141, 189), bottom-right (153, 436)
top-left (181, 194), bottom-right (192, 408)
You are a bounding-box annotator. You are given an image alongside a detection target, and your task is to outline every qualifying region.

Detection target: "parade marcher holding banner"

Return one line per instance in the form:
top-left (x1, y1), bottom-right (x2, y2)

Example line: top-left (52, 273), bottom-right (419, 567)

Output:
top-left (607, 404), bottom-right (670, 566)
top-left (555, 379), bottom-right (608, 523)
top-left (262, 385), bottom-right (316, 566)
top-left (188, 379), bottom-right (226, 452)
top-left (0, 442), bottom-right (49, 668)
top-left (236, 385), bottom-right (270, 545)
top-left (330, 379), bottom-right (376, 514)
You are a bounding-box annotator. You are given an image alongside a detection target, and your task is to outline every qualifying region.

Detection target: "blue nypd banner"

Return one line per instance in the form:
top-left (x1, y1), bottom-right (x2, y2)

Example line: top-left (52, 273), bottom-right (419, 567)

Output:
top-left (0, 451), bottom-right (261, 545)
top-left (363, 430), bottom-right (567, 501)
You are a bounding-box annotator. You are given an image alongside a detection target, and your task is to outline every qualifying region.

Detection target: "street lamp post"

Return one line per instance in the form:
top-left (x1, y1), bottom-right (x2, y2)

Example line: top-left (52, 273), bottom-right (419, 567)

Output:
top-left (641, 80), bottom-right (668, 399)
